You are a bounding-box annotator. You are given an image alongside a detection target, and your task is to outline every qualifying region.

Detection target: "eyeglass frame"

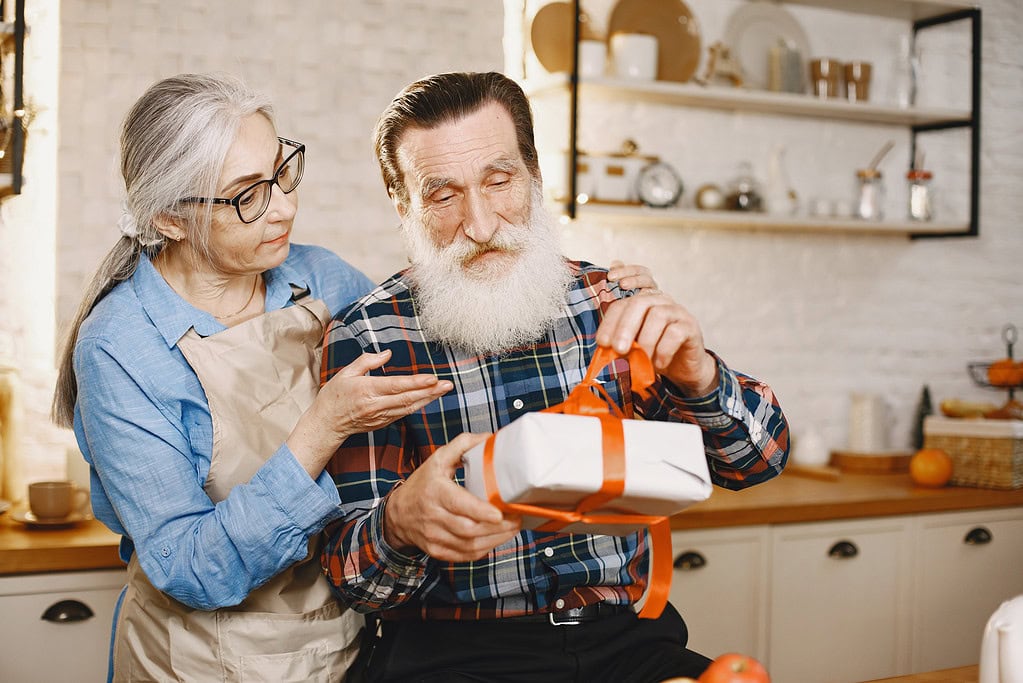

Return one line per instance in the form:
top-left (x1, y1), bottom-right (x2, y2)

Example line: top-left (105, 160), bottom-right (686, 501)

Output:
top-left (180, 137), bottom-right (305, 224)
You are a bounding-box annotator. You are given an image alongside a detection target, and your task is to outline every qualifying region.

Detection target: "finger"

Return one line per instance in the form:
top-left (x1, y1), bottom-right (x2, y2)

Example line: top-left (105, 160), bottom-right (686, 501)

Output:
top-left (334, 349), bottom-right (392, 377)
top-left (597, 296), bottom-right (659, 352)
top-left (372, 373), bottom-right (451, 395)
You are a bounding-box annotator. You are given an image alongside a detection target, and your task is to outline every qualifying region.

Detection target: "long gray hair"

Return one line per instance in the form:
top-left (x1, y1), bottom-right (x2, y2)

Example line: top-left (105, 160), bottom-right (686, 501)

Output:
top-left (52, 73), bottom-right (275, 427)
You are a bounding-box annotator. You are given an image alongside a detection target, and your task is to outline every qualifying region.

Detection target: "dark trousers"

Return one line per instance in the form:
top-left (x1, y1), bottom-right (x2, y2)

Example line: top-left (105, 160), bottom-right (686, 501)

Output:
top-left (356, 602), bottom-right (712, 683)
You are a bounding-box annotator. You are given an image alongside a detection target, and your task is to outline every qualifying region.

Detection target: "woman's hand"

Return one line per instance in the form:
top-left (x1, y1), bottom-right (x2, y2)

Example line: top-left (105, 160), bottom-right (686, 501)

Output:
top-left (288, 349), bottom-right (452, 477)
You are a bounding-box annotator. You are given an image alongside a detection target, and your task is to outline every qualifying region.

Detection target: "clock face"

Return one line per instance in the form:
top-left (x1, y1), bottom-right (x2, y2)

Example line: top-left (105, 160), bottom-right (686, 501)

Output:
top-left (636, 161), bottom-right (683, 207)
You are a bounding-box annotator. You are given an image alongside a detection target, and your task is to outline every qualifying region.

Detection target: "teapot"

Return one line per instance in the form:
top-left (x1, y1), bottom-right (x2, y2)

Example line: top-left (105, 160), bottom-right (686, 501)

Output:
top-left (980, 594), bottom-right (1023, 683)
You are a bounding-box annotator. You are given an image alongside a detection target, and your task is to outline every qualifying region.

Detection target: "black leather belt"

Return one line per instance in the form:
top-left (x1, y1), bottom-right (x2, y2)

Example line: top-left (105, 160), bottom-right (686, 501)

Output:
top-left (512, 603), bottom-right (632, 626)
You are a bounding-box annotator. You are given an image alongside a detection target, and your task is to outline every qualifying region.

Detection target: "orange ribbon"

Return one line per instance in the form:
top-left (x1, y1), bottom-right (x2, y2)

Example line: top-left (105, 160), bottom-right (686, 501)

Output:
top-left (481, 343), bottom-right (672, 620)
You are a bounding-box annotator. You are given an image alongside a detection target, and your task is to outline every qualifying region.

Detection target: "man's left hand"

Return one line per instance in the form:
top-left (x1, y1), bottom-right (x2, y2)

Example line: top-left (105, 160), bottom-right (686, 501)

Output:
top-left (596, 291), bottom-right (718, 397)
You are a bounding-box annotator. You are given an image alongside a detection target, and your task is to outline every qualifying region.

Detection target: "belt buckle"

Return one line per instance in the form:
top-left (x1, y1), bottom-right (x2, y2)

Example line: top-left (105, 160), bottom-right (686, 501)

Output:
top-left (548, 607), bottom-right (584, 626)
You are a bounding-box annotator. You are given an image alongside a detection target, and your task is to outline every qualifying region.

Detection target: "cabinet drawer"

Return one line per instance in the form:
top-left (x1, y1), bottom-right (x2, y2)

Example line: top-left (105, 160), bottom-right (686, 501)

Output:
top-left (768, 517), bottom-right (912, 683)
top-left (669, 526), bottom-right (769, 661)
top-left (912, 508), bottom-right (1023, 672)
top-left (0, 569), bottom-right (126, 683)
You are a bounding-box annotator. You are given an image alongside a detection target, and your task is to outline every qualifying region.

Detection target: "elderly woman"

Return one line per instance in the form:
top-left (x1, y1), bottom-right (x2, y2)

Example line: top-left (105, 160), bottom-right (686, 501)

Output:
top-left (51, 73), bottom-right (457, 681)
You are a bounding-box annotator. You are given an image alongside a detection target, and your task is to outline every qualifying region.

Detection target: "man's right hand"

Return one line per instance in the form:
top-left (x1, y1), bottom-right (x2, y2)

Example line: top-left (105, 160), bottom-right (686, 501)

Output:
top-left (384, 432), bottom-right (522, 562)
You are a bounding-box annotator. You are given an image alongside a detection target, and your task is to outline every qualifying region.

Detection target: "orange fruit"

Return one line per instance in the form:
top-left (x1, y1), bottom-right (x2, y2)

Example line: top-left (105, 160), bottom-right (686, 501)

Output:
top-left (910, 448), bottom-right (953, 487)
top-left (987, 359), bottom-right (1023, 387)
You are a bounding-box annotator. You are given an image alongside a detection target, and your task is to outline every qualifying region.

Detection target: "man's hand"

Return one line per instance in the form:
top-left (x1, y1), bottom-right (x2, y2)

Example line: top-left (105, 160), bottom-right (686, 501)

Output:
top-left (596, 292), bottom-right (718, 396)
top-left (385, 432), bottom-right (522, 562)
top-left (607, 259), bottom-right (659, 294)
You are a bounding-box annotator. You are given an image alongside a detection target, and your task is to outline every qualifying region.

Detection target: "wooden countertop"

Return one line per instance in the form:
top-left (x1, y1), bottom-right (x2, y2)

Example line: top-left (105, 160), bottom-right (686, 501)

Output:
top-left (672, 469), bottom-right (1023, 530)
top-left (1, 470), bottom-right (1021, 575)
top-left (0, 512), bottom-right (124, 575)
top-left (863, 664), bottom-right (977, 682)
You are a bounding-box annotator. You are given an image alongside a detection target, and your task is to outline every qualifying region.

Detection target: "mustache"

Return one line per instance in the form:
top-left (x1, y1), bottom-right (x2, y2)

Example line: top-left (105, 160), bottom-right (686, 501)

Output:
top-left (439, 225), bottom-right (529, 266)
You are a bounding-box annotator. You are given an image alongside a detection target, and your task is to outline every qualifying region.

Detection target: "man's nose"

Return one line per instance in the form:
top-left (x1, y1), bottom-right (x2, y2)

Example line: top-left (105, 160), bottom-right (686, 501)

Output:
top-left (461, 191), bottom-right (499, 244)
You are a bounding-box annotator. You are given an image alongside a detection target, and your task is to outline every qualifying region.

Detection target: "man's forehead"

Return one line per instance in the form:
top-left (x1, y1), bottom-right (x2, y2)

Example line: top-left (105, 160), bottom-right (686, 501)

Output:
top-left (396, 104), bottom-right (522, 184)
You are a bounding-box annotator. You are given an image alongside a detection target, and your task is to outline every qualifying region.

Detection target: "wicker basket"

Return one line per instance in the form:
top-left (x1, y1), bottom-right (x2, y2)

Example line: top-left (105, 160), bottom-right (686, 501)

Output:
top-left (923, 416), bottom-right (1023, 489)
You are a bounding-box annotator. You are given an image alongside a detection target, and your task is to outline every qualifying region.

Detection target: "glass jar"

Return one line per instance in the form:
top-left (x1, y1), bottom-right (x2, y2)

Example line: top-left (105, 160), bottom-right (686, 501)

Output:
top-left (854, 168), bottom-right (884, 221)
top-left (907, 169), bottom-right (934, 221)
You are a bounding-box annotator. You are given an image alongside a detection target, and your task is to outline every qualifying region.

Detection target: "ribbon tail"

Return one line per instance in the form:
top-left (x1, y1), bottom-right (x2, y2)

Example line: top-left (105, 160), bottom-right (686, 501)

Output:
top-left (637, 517), bottom-right (672, 620)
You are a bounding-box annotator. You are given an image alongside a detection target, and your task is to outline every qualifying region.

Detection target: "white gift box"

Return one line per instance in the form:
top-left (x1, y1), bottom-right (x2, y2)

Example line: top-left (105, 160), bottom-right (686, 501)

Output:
top-left (462, 412), bottom-right (712, 535)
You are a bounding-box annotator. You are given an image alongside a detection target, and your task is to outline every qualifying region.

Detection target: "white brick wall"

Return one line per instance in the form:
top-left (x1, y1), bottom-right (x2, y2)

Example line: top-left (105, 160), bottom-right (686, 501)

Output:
top-left (0, 0), bottom-right (1019, 484)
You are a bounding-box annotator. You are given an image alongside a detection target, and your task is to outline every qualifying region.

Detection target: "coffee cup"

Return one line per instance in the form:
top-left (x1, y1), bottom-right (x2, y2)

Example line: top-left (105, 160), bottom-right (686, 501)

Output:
top-left (28, 480), bottom-right (89, 520)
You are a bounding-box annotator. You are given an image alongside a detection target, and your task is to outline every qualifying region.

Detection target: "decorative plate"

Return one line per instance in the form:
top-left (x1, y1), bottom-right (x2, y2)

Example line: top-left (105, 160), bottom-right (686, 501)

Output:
top-left (607, 0), bottom-right (702, 82)
top-left (531, 2), bottom-right (598, 74)
top-left (722, 1), bottom-right (810, 90)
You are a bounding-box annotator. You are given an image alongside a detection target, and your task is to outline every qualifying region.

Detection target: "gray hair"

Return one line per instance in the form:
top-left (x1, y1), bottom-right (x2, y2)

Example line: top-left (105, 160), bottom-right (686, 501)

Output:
top-left (373, 71), bottom-right (540, 210)
top-left (52, 73), bottom-right (275, 427)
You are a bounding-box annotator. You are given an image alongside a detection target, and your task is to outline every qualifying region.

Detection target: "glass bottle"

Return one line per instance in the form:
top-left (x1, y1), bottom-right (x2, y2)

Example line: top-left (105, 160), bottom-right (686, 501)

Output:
top-left (907, 169), bottom-right (934, 221)
top-left (854, 168), bottom-right (884, 221)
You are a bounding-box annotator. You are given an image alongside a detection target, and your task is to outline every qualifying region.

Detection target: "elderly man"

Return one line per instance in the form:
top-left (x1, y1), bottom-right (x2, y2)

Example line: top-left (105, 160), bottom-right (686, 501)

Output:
top-left (321, 71), bottom-right (788, 682)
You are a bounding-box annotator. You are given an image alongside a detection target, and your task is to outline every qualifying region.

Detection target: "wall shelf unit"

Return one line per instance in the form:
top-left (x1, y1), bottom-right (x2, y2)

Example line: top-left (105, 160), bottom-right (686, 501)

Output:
top-left (525, 0), bottom-right (981, 239)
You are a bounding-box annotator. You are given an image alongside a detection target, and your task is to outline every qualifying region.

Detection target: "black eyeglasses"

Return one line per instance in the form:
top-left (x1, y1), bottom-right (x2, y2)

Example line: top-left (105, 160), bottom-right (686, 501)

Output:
top-left (181, 137), bottom-right (305, 223)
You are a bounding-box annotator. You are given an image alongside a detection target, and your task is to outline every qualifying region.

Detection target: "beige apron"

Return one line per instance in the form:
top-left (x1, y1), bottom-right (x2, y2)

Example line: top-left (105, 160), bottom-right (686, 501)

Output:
top-left (113, 292), bottom-right (362, 682)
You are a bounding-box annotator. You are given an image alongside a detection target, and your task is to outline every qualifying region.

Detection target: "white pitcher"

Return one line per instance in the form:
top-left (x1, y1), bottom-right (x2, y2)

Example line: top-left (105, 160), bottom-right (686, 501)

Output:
top-left (980, 594), bottom-right (1023, 683)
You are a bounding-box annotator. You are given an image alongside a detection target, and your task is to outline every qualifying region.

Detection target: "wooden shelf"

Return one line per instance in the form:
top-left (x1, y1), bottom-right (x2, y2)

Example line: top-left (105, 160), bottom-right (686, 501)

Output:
top-left (559, 202), bottom-right (969, 237)
top-left (783, 0), bottom-right (978, 22)
top-left (524, 75), bottom-right (972, 128)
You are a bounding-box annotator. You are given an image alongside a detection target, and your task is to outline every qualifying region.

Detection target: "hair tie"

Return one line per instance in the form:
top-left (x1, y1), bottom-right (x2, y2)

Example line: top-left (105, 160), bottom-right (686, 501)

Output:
top-left (118, 201), bottom-right (139, 240)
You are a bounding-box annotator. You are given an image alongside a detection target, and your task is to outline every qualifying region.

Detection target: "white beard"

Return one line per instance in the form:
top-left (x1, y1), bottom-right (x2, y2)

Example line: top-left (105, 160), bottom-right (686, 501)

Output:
top-left (402, 185), bottom-right (573, 356)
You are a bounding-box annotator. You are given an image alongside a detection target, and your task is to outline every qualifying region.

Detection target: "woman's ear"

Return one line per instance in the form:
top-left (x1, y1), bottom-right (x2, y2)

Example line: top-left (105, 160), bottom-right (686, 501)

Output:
top-left (152, 213), bottom-right (185, 242)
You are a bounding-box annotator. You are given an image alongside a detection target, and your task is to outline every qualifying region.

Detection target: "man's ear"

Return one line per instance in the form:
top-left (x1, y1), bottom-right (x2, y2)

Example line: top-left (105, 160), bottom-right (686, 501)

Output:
top-left (153, 213), bottom-right (186, 242)
top-left (390, 189), bottom-right (408, 223)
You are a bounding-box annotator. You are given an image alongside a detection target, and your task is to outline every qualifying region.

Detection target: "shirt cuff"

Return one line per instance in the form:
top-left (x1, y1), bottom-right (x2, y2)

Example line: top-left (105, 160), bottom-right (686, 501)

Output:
top-left (370, 492), bottom-right (429, 580)
top-left (657, 352), bottom-right (746, 431)
top-left (253, 443), bottom-right (345, 533)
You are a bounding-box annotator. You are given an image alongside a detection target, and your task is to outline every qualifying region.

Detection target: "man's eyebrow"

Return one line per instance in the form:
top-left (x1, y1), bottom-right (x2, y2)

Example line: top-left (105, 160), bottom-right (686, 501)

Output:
top-left (421, 176), bottom-right (454, 200)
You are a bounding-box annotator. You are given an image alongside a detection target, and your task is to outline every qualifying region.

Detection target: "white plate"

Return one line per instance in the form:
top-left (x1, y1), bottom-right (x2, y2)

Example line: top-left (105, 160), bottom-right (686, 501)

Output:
top-left (11, 509), bottom-right (92, 528)
top-left (722, 1), bottom-right (810, 90)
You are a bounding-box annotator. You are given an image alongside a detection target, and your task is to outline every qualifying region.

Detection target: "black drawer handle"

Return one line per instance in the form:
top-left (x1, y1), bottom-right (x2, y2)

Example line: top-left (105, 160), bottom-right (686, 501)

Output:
top-left (964, 526), bottom-right (992, 545)
top-left (41, 599), bottom-right (95, 623)
top-left (828, 540), bottom-right (859, 559)
top-left (673, 551), bottom-right (707, 570)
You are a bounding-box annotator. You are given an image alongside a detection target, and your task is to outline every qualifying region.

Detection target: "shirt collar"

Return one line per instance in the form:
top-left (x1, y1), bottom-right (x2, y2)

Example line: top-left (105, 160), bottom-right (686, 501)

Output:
top-left (134, 251), bottom-right (311, 347)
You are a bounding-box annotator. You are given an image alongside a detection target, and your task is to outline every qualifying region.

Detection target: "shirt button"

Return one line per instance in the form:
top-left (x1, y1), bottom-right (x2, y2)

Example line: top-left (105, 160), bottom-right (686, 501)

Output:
top-left (512, 399), bottom-right (524, 410)
top-left (555, 598), bottom-right (565, 609)
top-left (543, 547), bottom-right (554, 558)
top-left (160, 547), bottom-right (171, 558)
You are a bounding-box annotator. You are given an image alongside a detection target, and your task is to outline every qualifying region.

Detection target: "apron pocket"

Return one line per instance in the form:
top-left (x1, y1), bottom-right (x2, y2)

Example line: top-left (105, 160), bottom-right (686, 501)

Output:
top-left (218, 601), bottom-right (361, 682)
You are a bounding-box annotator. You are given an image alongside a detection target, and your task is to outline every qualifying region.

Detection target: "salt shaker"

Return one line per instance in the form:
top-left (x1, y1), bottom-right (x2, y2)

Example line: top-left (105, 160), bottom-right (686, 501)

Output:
top-left (854, 168), bottom-right (884, 221)
top-left (907, 168), bottom-right (934, 221)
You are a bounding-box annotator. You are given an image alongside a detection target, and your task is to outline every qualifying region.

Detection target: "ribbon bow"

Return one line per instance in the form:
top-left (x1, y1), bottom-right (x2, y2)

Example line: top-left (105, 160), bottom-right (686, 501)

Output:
top-left (481, 343), bottom-right (673, 619)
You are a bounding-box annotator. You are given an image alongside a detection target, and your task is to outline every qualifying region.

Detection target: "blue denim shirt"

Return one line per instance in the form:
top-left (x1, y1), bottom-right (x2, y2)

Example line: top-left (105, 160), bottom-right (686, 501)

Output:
top-left (72, 243), bottom-right (374, 610)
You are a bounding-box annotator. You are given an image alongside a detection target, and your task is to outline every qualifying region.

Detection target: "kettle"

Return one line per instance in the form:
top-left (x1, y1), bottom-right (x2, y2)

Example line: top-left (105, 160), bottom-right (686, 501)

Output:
top-left (980, 594), bottom-right (1023, 683)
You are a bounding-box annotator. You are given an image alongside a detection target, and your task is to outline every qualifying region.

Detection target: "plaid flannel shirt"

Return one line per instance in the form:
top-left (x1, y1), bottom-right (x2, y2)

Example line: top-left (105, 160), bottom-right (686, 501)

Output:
top-left (321, 261), bottom-right (788, 619)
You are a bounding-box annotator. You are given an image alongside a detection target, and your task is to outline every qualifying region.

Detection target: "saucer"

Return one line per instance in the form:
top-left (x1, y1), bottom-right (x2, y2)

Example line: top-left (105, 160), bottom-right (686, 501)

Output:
top-left (11, 509), bottom-right (92, 528)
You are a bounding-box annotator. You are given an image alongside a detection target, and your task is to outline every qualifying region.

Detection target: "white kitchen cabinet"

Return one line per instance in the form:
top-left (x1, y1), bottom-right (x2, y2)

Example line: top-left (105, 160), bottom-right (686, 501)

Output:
top-left (767, 516), bottom-right (914, 683)
top-left (0, 569), bottom-right (126, 683)
top-left (911, 507), bottom-right (1023, 672)
top-left (668, 525), bottom-right (770, 661)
